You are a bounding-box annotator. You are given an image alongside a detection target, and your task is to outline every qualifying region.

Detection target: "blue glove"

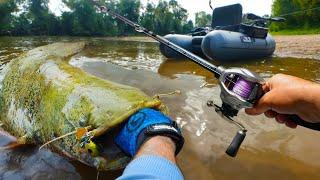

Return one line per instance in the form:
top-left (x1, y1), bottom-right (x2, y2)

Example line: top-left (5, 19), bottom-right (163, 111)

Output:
top-left (115, 108), bottom-right (184, 157)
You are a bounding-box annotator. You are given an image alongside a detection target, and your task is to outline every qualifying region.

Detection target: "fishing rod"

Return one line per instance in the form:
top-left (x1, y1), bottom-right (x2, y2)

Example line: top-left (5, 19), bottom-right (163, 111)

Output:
top-left (93, 2), bottom-right (320, 157)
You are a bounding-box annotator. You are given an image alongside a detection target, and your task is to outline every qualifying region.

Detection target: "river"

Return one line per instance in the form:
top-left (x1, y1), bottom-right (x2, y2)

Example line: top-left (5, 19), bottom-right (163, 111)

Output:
top-left (1, 36), bottom-right (320, 180)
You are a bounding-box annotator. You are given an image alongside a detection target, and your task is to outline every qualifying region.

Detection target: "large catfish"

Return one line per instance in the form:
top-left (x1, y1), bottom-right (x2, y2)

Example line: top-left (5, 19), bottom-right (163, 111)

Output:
top-left (0, 42), bottom-right (167, 171)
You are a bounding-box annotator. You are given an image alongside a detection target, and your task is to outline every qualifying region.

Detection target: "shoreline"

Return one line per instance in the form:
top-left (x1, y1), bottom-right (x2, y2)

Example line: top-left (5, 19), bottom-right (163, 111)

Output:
top-left (274, 34), bottom-right (320, 60)
top-left (1, 34), bottom-right (319, 60)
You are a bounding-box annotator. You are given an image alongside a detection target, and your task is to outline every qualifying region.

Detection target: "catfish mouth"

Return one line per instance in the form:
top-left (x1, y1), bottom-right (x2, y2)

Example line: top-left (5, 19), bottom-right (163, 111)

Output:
top-left (82, 127), bottom-right (131, 171)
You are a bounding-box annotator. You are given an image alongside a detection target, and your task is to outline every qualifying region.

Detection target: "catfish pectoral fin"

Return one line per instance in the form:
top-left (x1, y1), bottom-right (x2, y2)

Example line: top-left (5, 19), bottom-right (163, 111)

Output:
top-left (0, 142), bottom-right (25, 150)
top-left (0, 135), bottom-right (32, 151)
top-left (0, 130), bottom-right (17, 142)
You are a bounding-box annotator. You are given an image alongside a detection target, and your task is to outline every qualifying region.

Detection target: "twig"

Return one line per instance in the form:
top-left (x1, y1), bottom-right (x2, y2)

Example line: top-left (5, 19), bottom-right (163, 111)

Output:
top-left (155, 90), bottom-right (181, 98)
top-left (39, 126), bottom-right (92, 150)
top-left (0, 142), bottom-right (23, 151)
top-left (96, 171), bottom-right (100, 180)
top-left (39, 131), bottom-right (77, 150)
top-left (200, 82), bottom-right (215, 88)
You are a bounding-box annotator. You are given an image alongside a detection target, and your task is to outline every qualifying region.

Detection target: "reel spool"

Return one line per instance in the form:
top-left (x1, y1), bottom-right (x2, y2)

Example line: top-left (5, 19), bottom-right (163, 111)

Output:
top-left (218, 67), bottom-right (264, 115)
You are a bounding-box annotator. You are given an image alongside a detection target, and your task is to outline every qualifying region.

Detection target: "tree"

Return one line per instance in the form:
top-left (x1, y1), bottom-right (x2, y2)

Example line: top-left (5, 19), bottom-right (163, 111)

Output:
top-left (0, 0), bottom-right (19, 35)
top-left (169, 0), bottom-right (188, 33)
top-left (195, 11), bottom-right (211, 27)
top-left (140, 3), bottom-right (156, 31)
top-left (0, 0), bottom-right (198, 36)
top-left (182, 20), bottom-right (194, 33)
top-left (271, 0), bottom-right (320, 31)
top-left (27, 0), bottom-right (57, 35)
top-left (10, 13), bottom-right (29, 35)
top-left (116, 0), bottom-right (141, 35)
top-left (153, 0), bottom-right (172, 35)
top-left (61, 0), bottom-right (118, 36)
top-left (151, 0), bottom-right (190, 35)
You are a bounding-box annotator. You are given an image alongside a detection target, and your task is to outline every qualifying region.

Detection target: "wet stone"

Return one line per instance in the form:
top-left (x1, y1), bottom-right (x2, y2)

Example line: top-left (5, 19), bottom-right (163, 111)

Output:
top-left (2, 170), bottom-right (25, 180)
top-left (21, 150), bottom-right (81, 179)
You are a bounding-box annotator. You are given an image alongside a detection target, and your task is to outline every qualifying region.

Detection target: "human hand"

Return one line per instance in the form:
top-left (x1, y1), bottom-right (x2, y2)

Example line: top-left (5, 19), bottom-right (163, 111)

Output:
top-left (115, 108), bottom-right (184, 157)
top-left (245, 74), bottom-right (320, 128)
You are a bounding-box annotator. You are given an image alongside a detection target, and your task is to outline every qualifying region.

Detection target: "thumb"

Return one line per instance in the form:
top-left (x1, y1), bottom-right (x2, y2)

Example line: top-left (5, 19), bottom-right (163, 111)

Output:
top-left (245, 91), bottom-right (273, 115)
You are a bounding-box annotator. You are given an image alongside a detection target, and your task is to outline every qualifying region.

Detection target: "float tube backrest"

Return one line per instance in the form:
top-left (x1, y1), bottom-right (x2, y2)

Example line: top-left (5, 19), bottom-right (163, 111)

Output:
top-left (211, 4), bottom-right (243, 28)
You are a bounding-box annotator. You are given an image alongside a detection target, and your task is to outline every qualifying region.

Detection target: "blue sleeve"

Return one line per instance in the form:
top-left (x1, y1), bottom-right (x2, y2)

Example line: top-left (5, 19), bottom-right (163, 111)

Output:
top-left (117, 155), bottom-right (184, 180)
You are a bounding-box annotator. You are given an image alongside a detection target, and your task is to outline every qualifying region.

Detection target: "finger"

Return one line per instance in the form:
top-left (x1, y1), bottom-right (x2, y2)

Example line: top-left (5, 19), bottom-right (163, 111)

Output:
top-left (245, 92), bottom-right (273, 115)
top-left (262, 81), bottom-right (271, 92)
top-left (275, 114), bottom-right (286, 124)
top-left (275, 114), bottom-right (298, 129)
top-left (285, 120), bottom-right (298, 129)
top-left (264, 110), bottom-right (278, 118)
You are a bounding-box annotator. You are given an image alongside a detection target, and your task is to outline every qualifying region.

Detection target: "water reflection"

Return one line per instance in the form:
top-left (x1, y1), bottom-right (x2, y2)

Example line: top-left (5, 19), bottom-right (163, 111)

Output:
top-left (81, 40), bottom-right (164, 72)
top-left (158, 57), bottom-right (320, 82)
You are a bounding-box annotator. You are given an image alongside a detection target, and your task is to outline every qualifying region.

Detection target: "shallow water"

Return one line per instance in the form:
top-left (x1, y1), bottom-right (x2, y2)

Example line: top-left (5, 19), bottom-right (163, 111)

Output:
top-left (1, 37), bottom-right (320, 180)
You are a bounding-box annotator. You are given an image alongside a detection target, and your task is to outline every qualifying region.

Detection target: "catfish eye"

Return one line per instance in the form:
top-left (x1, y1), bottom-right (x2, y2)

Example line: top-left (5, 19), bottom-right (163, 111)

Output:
top-left (88, 149), bottom-right (93, 154)
top-left (84, 140), bottom-right (100, 157)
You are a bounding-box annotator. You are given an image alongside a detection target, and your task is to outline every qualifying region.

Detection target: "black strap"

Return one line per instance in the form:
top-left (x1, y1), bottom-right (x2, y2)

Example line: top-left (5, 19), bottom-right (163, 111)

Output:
top-left (137, 122), bottom-right (184, 156)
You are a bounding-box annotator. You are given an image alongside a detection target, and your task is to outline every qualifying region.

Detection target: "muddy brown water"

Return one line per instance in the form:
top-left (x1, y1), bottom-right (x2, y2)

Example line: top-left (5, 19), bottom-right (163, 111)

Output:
top-left (1, 37), bottom-right (320, 180)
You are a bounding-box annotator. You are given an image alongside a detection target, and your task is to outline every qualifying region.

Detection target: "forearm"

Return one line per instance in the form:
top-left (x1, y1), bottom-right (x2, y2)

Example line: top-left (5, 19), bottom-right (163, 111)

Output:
top-left (118, 136), bottom-right (183, 180)
top-left (300, 83), bottom-right (320, 122)
top-left (135, 136), bottom-right (177, 164)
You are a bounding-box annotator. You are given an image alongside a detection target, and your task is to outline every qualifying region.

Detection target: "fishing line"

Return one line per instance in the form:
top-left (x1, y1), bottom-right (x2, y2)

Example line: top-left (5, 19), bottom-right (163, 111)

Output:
top-left (278, 6), bottom-right (320, 17)
top-left (209, 0), bottom-right (213, 10)
top-left (210, 0), bottom-right (320, 19)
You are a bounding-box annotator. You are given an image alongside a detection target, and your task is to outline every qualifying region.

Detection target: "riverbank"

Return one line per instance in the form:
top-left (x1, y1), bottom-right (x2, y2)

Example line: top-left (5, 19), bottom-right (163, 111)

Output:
top-left (113, 34), bottom-right (320, 60)
top-left (271, 28), bottom-right (320, 35)
top-left (274, 34), bottom-right (320, 60)
top-left (101, 34), bottom-right (320, 60)
top-left (1, 34), bottom-right (320, 61)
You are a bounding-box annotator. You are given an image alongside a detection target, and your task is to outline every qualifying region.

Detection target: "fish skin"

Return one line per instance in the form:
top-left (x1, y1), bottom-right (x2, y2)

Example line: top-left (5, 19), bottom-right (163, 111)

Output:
top-left (0, 42), bottom-right (167, 170)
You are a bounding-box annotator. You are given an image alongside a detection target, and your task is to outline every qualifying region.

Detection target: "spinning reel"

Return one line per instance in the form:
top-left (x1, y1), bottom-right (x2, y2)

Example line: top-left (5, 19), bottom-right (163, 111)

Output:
top-left (208, 67), bottom-right (264, 156)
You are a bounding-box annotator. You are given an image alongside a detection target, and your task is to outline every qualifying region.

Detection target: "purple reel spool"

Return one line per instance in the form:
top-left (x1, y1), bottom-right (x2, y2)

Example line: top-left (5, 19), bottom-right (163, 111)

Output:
top-left (232, 77), bottom-right (254, 99)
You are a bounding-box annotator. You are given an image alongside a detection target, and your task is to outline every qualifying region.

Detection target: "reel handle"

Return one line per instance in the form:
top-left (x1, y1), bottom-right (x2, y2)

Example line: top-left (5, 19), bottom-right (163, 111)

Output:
top-left (289, 115), bottom-right (320, 131)
top-left (226, 130), bottom-right (246, 157)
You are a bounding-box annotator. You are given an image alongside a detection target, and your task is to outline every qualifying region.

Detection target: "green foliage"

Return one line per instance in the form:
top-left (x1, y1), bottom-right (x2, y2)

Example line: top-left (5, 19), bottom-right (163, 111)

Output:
top-left (0, 0), bottom-right (195, 36)
top-left (0, 0), bottom-right (19, 35)
top-left (271, 28), bottom-right (320, 35)
top-left (117, 0), bottom-right (141, 35)
top-left (183, 20), bottom-right (194, 33)
top-left (140, 3), bottom-right (156, 32)
top-left (195, 11), bottom-right (211, 27)
top-left (28, 0), bottom-right (60, 35)
top-left (144, 0), bottom-right (191, 35)
top-left (270, 0), bottom-right (320, 33)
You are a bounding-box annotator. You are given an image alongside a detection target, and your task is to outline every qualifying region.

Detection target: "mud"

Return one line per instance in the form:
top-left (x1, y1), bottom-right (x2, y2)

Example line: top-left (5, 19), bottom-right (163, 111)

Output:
top-left (274, 35), bottom-right (320, 60)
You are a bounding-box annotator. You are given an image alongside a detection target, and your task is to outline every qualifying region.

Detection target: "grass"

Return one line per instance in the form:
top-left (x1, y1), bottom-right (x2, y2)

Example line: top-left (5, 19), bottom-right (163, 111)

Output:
top-left (270, 28), bottom-right (320, 35)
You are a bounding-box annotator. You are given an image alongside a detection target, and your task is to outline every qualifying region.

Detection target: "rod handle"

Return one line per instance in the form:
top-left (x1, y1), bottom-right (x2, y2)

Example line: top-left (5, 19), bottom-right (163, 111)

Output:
top-left (226, 130), bottom-right (246, 157)
top-left (289, 115), bottom-right (320, 131)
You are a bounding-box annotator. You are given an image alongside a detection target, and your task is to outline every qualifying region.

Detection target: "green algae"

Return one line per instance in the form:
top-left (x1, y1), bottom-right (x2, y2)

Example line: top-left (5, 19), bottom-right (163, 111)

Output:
top-left (0, 42), bottom-right (167, 170)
